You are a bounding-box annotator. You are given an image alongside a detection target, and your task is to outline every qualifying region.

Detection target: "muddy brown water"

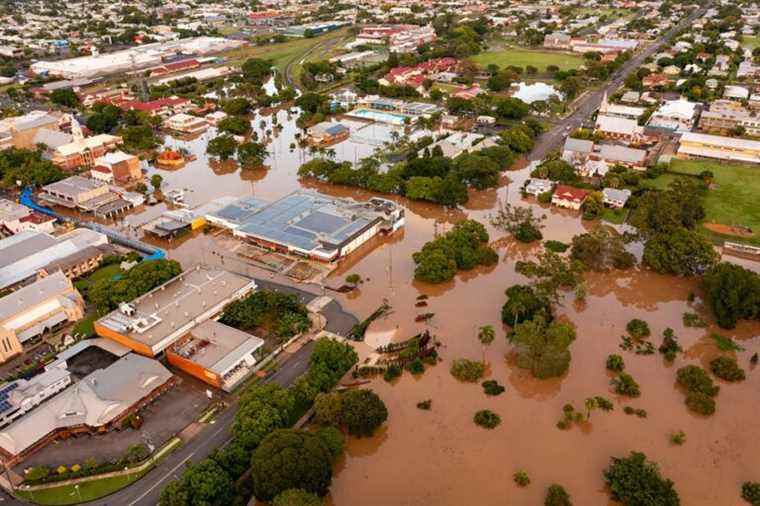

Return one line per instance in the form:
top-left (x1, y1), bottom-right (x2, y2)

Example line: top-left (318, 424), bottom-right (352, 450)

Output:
top-left (111, 109), bottom-right (760, 505)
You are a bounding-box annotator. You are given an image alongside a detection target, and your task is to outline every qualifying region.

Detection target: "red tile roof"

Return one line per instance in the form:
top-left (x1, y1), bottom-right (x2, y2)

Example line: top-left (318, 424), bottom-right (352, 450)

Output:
top-left (553, 185), bottom-right (589, 202)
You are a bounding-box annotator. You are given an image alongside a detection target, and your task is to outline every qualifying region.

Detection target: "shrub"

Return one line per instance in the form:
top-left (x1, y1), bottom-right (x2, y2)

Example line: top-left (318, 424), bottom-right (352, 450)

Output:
top-left (626, 319), bottom-right (650, 339)
top-left (710, 356), bottom-right (746, 382)
top-left (611, 373), bottom-right (640, 397)
top-left (450, 358), bottom-right (485, 382)
top-left (603, 452), bottom-right (679, 506)
top-left (56, 465), bottom-right (68, 475)
top-left (474, 409), bottom-right (501, 429)
top-left (544, 240), bottom-right (569, 253)
top-left (682, 312), bottom-right (707, 328)
top-left (742, 482), bottom-right (760, 505)
top-left (594, 396), bottom-right (614, 411)
top-left (658, 328), bottom-right (682, 362)
top-left (670, 431), bottom-right (686, 446)
top-left (416, 399), bottom-right (432, 410)
top-left (26, 466), bottom-right (49, 481)
top-left (623, 406), bottom-right (635, 415)
top-left (383, 364), bottom-right (402, 382)
top-left (545, 484), bottom-right (572, 506)
top-left (482, 380), bottom-right (506, 396)
top-left (606, 354), bottom-right (625, 372)
top-left (685, 392), bottom-right (716, 415)
top-left (676, 365), bottom-right (719, 397)
top-left (406, 358), bottom-right (425, 375)
top-left (514, 470), bottom-right (530, 487)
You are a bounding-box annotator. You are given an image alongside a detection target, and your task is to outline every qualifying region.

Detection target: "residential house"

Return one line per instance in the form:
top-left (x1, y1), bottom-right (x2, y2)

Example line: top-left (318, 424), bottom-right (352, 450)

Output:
top-left (524, 178), bottom-right (554, 196)
top-left (551, 185), bottom-right (589, 210)
top-left (307, 122), bottom-right (350, 146)
top-left (602, 188), bottom-right (632, 208)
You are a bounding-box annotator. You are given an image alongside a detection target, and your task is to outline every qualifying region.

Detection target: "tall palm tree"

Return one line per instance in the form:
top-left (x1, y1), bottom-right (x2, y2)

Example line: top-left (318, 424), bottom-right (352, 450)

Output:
top-left (478, 325), bottom-right (496, 365)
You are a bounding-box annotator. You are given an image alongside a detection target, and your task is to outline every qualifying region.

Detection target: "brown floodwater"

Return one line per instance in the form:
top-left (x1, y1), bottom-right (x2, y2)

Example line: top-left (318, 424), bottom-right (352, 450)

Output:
top-left (121, 108), bottom-right (760, 505)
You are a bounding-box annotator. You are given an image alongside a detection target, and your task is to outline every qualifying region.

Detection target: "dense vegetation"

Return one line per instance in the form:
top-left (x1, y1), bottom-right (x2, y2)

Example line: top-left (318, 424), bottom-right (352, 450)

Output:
top-left (603, 452), bottom-right (680, 506)
top-left (219, 290), bottom-right (311, 339)
top-left (509, 316), bottom-right (576, 379)
top-left (501, 284), bottom-right (552, 326)
top-left (298, 141), bottom-right (515, 207)
top-left (0, 147), bottom-right (64, 187)
top-left (676, 365), bottom-right (719, 416)
top-left (412, 219), bottom-right (498, 283)
top-left (161, 337), bottom-right (358, 505)
top-left (702, 263), bottom-right (760, 329)
top-left (89, 259), bottom-right (182, 313)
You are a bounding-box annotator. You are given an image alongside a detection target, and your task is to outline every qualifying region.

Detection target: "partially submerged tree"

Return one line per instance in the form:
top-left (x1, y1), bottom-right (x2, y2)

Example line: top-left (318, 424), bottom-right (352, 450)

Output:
top-left (509, 315), bottom-right (576, 379)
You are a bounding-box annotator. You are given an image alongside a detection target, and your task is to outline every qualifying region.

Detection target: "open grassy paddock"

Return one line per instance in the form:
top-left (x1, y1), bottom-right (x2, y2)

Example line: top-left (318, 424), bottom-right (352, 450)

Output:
top-left (666, 159), bottom-right (760, 244)
top-left (220, 28), bottom-right (349, 71)
top-left (470, 47), bottom-right (585, 72)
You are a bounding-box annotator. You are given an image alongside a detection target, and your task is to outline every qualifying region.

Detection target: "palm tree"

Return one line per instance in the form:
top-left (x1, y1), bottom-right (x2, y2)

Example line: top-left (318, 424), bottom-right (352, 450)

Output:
top-left (510, 301), bottom-right (526, 327)
top-left (478, 325), bottom-right (496, 365)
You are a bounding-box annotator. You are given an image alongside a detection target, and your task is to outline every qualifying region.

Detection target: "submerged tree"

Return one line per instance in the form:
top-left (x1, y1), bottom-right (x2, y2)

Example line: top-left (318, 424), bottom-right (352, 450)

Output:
top-left (509, 315), bottom-right (576, 379)
top-left (490, 201), bottom-right (546, 243)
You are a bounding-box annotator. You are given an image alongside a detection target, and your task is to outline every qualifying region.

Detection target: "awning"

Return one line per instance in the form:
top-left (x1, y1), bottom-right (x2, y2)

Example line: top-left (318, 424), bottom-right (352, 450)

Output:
top-left (16, 311), bottom-right (68, 343)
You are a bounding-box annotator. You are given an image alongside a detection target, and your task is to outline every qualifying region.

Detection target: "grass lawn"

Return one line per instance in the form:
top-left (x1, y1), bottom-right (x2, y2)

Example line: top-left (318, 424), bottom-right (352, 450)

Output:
top-left (602, 207), bottom-right (629, 225)
top-left (74, 263), bottom-right (122, 295)
top-left (222, 28), bottom-right (348, 72)
top-left (742, 35), bottom-right (760, 50)
top-left (470, 48), bottom-right (585, 72)
top-left (16, 471), bottom-right (149, 506)
top-left (669, 159), bottom-right (760, 243)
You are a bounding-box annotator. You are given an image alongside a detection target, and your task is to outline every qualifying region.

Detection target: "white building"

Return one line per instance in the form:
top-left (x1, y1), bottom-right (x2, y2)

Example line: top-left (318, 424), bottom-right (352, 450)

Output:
top-left (648, 99), bottom-right (699, 131)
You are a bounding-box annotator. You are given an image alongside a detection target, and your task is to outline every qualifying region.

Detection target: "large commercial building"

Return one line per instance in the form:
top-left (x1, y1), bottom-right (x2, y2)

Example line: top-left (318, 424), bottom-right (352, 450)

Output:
top-left (0, 229), bottom-right (109, 290)
top-left (207, 191), bottom-right (405, 262)
top-left (0, 271), bottom-right (85, 363)
top-left (677, 132), bottom-right (760, 164)
top-left (94, 265), bottom-right (256, 357)
top-left (166, 319), bottom-right (265, 391)
top-left (29, 37), bottom-right (247, 79)
top-left (0, 368), bottom-right (72, 428)
top-left (41, 175), bottom-right (135, 218)
top-left (0, 111), bottom-right (64, 151)
top-left (0, 351), bottom-right (174, 467)
top-left (354, 24), bottom-right (437, 53)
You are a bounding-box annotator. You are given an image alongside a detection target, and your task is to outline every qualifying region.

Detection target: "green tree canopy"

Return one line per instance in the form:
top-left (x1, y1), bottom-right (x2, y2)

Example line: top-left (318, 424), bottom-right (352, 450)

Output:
top-left (339, 389), bottom-right (388, 437)
top-left (250, 429), bottom-right (333, 501)
top-left (509, 315), bottom-right (576, 379)
top-left (603, 452), bottom-right (679, 506)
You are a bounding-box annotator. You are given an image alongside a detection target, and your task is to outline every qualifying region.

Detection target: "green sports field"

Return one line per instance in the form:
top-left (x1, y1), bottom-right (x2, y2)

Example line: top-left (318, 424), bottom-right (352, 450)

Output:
top-left (470, 48), bottom-right (585, 72)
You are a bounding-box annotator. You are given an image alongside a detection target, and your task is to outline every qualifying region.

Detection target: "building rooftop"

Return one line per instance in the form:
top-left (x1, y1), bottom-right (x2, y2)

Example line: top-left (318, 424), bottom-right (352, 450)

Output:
top-left (171, 319), bottom-right (264, 375)
top-left (235, 191), bottom-right (382, 254)
top-left (563, 138), bottom-right (594, 154)
top-left (95, 265), bottom-right (256, 354)
top-left (0, 353), bottom-right (173, 457)
top-left (0, 271), bottom-right (73, 323)
top-left (0, 199), bottom-right (30, 224)
top-left (43, 175), bottom-right (106, 198)
top-left (597, 144), bottom-right (647, 164)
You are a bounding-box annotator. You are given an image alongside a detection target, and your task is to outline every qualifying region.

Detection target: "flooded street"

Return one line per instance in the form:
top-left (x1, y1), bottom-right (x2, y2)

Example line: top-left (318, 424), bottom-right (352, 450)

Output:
top-left (127, 108), bottom-right (760, 505)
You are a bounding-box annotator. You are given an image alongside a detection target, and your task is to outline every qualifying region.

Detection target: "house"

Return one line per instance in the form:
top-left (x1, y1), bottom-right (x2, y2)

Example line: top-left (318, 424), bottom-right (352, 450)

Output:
top-left (307, 122), bottom-right (350, 146)
top-left (677, 132), bottom-right (760, 164)
top-left (0, 271), bottom-right (85, 363)
top-left (602, 188), bottom-right (632, 208)
top-left (595, 144), bottom-right (648, 170)
top-left (163, 113), bottom-right (209, 135)
top-left (648, 99), bottom-right (699, 131)
top-left (166, 319), bottom-right (265, 391)
top-left (93, 151), bottom-right (143, 185)
top-left (551, 185), bottom-right (589, 210)
top-left (95, 266), bottom-right (257, 357)
top-left (524, 178), bottom-right (554, 196)
top-left (642, 73), bottom-right (669, 89)
top-left (452, 85), bottom-right (484, 100)
top-left (562, 138), bottom-right (594, 165)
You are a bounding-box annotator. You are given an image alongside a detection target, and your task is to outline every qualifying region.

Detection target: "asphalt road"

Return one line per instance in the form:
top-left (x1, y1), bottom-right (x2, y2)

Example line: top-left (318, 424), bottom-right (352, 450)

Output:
top-left (528, 5), bottom-right (708, 161)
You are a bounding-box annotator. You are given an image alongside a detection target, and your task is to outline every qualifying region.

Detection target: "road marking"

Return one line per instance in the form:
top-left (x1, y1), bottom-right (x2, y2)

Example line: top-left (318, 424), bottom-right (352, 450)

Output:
top-left (129, 453), bottom-right (195, 505)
